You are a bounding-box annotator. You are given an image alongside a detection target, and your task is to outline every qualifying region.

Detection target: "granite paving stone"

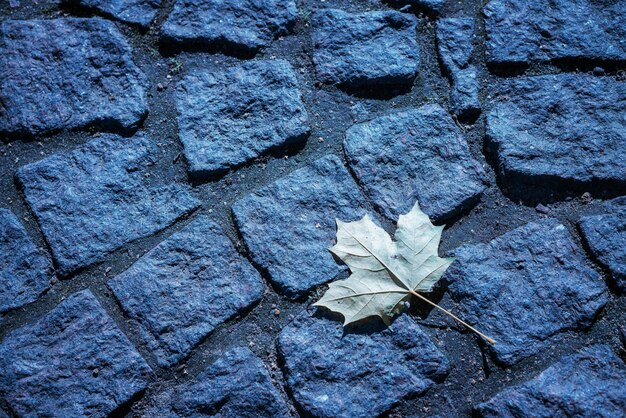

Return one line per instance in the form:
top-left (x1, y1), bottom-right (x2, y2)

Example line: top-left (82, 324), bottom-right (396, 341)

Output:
top-left (450, 67), bottom-right (480, 120)
top-left (476, 345), bottom-right (626, 417)
top-left (161, 0), bottom-right (298, 53)
top-left (0, 209), bottom-right (52, 315)
top-left (436, 18), bottom-right (480, 119)
top-left (232, 155), bottom-right (367, 299)
top-left (436, 17), bottom-right (475, 74)
top-left (486, 74), bottom-right (626, 199)
top-left (484, 0), bottom-right (626, 66)
top-left (108, 215), bottom-right (264, 367)
top-left (0, 18), bottom-right (148, 136)
top-left (344, 104), bottom-right (487, 221)
top-left (16, 133), bottom-right (200, 277)
top-left (578, 197), bottom-right (626, 292)
top-left (278, 312), bottom-right (449, 418)
top-left (145, 347), bottom-right (290, 417)
top-left (0, 289), bottom-right (153, 417)
top-left (312, 9), bottom-right (419, 88)
top-left (445, 219), bottom-right (608, 365)
top-left (176, 59), bottom-right (310, 178)
top-left (61, 0), bottom-right (160, 28)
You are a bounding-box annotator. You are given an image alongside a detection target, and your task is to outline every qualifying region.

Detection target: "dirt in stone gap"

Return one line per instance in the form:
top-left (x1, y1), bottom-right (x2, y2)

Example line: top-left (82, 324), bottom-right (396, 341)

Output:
top-left (0, 0), bottom-right (624, 417)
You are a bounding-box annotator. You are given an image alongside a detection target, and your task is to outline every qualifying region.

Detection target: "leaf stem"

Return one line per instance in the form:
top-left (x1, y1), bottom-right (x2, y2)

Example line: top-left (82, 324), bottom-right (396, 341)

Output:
top-left (408, 289), bottom-right (495, 345)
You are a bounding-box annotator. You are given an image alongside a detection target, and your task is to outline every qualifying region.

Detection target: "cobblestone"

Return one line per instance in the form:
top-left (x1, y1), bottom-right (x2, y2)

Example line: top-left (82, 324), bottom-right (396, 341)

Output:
top-left (344, 104), bottom-right (487, 221)
top-left (0, 290), bottom-right (152, 417)
top-left (176, 60), bottom-right (309, 178)
top-left (232, 155), bottom-right (367, 299)
top-left (0, 209), bottom-right (51, 315)
top-left (16, 134), bottom-right (199, 276)
top-left (278, 312), bottom-right (449, 418)
top-left (445, 219), bottom-right (608, 365)
top-left (0, 18), bottom-right (147, 136)
top-left (108, 215), bottom-right (264, 367)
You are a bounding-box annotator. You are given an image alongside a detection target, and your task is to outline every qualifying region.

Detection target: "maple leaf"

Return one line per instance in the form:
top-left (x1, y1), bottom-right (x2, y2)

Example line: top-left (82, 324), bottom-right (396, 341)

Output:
top-left (314, 201), bottom-right (495, 344)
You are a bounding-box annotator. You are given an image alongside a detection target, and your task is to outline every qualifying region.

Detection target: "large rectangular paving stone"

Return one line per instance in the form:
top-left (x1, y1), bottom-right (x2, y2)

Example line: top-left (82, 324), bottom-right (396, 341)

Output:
top-left (16, 134), bottom-right (200, 277)
top-left (278, 312), bottom-right (449, 418)
top-left (176, 60), bottom-right (310, 178)
top-left (486, 74), bottom-right (626, 199)
top-left (484, 0), bottom-right (626, 66)
top-left (476, 345), bottom-right (626, 417)
top-left (344, 104), bottom-right (487, 221)
top-left (579, 197), bottom-right (626, 292)
top-left (61, 0), bottom-right (160, 28)
top-left (232, 155), bottom-right (367, 299)
top-left (144, 347), bottom-right (290, 417)
top-left (0, 209), bottom-right (52, 315)
top-left (0, 18), bottom-right (148, 136)
top-left (108, 215), bottom-right (264, 367)
top-left (162, 0), bottom-right (298, 53)
top-left (445, 219), bottom-right (608, 366)
top-left (312, 9), bottom-right (419, 88)
top-left (0, 290), bottom-right (152, 417)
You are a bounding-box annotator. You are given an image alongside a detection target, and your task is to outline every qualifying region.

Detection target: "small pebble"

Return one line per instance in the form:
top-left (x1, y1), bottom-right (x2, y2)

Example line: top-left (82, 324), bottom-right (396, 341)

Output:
top-left (592, 67), bottom-right (605, 76)
top-left (535, 203), bottom-right (550, 214)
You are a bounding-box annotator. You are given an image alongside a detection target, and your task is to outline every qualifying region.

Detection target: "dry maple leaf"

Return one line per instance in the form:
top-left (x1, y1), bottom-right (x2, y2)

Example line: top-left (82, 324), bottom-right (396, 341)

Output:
top-left (314, 201), bottom-right (495, 344)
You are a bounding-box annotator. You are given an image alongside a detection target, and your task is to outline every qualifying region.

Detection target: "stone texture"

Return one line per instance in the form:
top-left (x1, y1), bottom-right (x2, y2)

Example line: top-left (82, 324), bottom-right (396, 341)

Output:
top-left (312, 9), bottom-right (419, 88)
top-left (61, 0), bottom-right (160, 27)
top-left (108, 215), bottom-right (264, 367)
top-left (445, 219), bottom-right (608, 366)
top-left (450, 67), bottom-right (480, 119)
top-left (436, 17), bottom-right (475, 74)
top-left (476, 345), bottom-right (626, 417)
top-left (278, 312), bottom-right (449, 418)
top-left (344, 104), bottom-right (487, 221)
top-left (162, 0), bottom-right (298, 53)
top-left (436, 18), bottom-right (480, 120)
top-left (484, 0), bottom-right (626, 66)
top-left (145, 347), bottom-right (290, 417)
top-left (0, 18), bottom-right (147, 136)
top-left (0, 209), bottom-right (52, 315)
top-left (0, 290), bottom-right (152, 417)
top-left (232, 155), bottom-right (367, 299)
top-left (176, 60), bottom-right (310, 178)
top-left (16, 134), bottom-right (199, 277)
top-left (486, 74), bottom-right (626, 198)
top-left (578, 197), bottom-right (626, 292)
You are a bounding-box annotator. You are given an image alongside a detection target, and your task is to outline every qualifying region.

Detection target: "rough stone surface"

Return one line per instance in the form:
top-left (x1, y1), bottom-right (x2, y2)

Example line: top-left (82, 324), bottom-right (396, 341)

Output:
top-left (312, 9), bottom-right (419, 88)
top-left (436, 18), bottom-right (480, 120)
top-left (486, 74), bottom-right (626, 199)
top-left (145, 347), bottom-right (290, 417)
top-left (108, 215), bottom-right (264, 367)
top-left (232, 155), bottom-right (367, 299)
top-left (278, 312), bottom-right (449, 418)
top-left (61, 0), bottom-right (160, 27)
top-left (450, 66), bottom-right (480, 119)
top-left (0, 18), bottom-right (147, 136)
top-left (161, 0), bottom-right (298, 53)
top-left (344, 104), bottom-right (487, 221)
top-left (0, 209), bottom-right (51, 315)
top-left (176, 60), bottom-right (310, 178)
top-left (476, 345), bottom-right (626, 417)
top-left (436, 17), bottom-right (475, 74)
top-left (579, 197), bottom-right (626, 292)
top-left (16, 134), bottom-right (199, 277)
top-left (484, 0), bottom-right (626, 66)
top-left (445, 219), bottom-right (608, 365)
top-left (0, 290), bottom-right (152, 417)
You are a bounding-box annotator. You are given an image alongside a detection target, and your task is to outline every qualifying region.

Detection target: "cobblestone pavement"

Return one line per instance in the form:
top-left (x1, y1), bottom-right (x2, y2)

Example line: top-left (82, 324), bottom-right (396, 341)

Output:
top-left (1, 0), bottom-right (625, 417)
